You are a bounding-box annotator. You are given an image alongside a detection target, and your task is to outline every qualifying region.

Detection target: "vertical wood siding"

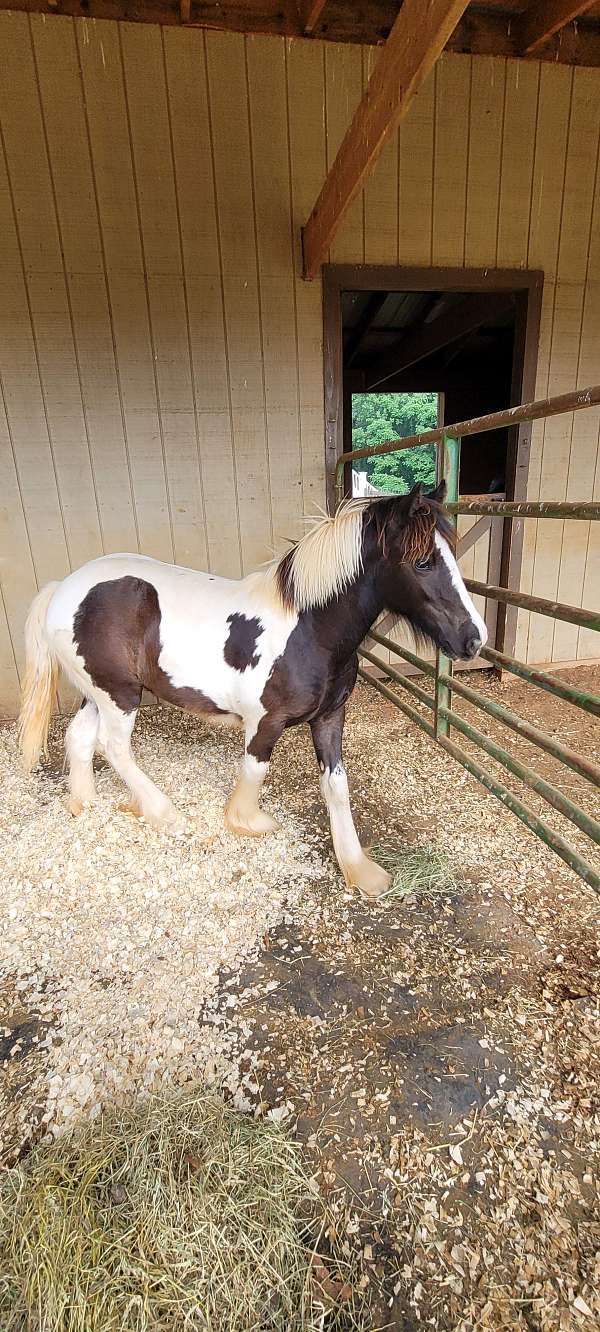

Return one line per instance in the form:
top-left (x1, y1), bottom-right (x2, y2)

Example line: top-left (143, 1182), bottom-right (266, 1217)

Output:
top-left (0, 17), bottom-right (599, 713)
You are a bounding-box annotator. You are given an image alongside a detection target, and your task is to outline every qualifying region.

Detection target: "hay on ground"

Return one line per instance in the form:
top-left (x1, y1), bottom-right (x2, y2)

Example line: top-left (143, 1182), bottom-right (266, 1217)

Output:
top-left (0, 1088), bottom-right (366, 1332)
top-left (371, 843), bottom-right (457, 900)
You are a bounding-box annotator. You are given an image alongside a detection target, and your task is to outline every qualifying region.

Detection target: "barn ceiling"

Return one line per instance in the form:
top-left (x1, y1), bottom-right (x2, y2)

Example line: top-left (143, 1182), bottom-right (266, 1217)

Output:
top-left (2, 0), bottom-right (600, 66)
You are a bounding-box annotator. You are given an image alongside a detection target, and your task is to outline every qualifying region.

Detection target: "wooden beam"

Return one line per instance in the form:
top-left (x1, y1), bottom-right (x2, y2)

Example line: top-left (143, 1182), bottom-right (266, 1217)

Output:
top-left (365, 292), bottom-right (514, 389)
top-left (297, 0), bottom-right (327, 33)
top-left (345, 291), bottom-right (388, 367)
top-left (301, 0), bottom-right (470, 280)
top-left (516, 0), bottom-right (598, 54)
top-left (180, 0), bottom-right (191, 21)
top-left (1, 1), bottom-right (600, 66)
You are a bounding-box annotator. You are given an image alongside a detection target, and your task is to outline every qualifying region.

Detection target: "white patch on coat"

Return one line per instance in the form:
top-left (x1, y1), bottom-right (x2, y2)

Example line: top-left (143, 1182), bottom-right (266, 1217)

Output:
top-left (320, 763), bottom-right (363, 870)
top-left (434, 533), bottom-right (488, 645)
top-left (319, 764), bottom-right (390, 897)
top-left (65, 700), bottom-right (99, 804)
top-left (98, 700), bottom-right (179, 828)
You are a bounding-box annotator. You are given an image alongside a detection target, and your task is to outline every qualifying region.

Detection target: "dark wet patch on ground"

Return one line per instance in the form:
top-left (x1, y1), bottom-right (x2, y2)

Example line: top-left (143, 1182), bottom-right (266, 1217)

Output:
top-left (0, 995), bottom-right (50, 1163)
top-left (204, 878), bottom-right (556, 1325)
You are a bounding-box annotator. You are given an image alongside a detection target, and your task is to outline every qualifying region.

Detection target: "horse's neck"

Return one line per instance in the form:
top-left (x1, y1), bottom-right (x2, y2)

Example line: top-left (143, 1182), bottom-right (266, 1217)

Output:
top-left (312, 566), bottom-right (386, 663)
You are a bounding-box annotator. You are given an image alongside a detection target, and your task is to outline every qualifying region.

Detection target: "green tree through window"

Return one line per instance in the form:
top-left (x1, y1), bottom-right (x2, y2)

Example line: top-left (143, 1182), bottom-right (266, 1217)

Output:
top-left (351, 392), bottom-right (438, 494)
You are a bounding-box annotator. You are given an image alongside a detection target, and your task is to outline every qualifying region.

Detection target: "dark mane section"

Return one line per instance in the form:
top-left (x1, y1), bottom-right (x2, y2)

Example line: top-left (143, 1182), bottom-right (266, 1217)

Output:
top-left (275, 545), bottom-right (296, 611)
top-left (364, 490), bottom-right (456, 564)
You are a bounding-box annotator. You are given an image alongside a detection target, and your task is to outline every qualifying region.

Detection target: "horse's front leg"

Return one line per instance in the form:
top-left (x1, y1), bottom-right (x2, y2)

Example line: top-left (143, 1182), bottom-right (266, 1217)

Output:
top-left (225, 718), bottom-right (282, 837)
top-left (310, 706), bottom-right (390, 900)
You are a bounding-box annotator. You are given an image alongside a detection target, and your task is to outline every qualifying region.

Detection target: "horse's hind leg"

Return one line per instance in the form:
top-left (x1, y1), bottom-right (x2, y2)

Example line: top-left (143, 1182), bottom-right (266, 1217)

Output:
top-left (65, 699), bottom-right (99, 814)
top-left (98, 701), bottom-right (181, 831)
top-left (310, 706), bottom-right (390, 900)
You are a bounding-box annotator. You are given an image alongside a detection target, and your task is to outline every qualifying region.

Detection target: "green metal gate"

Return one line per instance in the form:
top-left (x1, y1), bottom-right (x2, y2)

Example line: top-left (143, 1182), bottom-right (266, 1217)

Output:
top-left (335, 385), bottom-right (600, 895)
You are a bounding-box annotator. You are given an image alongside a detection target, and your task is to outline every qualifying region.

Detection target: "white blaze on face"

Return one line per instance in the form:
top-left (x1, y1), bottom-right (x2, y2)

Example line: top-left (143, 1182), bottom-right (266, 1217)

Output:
top-left (434, 532), bottom-right (488, 647)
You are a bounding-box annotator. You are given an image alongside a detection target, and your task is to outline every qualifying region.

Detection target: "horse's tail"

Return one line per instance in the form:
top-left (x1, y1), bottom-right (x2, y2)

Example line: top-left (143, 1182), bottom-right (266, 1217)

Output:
top-left (17, 581), bottom-right (61, 772)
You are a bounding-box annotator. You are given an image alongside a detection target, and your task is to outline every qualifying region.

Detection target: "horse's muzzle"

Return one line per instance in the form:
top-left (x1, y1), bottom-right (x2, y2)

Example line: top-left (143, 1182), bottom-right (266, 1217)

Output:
top-left (464, 634), bottom-right (483, 660)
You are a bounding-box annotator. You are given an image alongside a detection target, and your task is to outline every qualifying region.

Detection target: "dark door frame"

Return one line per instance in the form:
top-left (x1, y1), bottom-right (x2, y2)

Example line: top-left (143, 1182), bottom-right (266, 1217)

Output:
top-left (322, 263), bottom-right (544, 657)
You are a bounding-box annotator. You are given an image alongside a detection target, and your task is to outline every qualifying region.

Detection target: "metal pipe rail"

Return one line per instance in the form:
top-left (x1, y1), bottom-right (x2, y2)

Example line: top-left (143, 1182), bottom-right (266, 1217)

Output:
top-left (358, 667), bottom-right (600, 895)
top-left (345, 384), bottom-right (600, 895)
top-left (357, 652), bottom-right (600, 874)
top-left (447, 501), bottom-right (600, 520)
top-left (464, 579), bottom-right (600, 633)
top-left (481, 645), bottom-right (600, 719)
top-left (437, 669), bottom-right (600, 788)
top-left (335, 383), bottom-right (600, 503)
top-left (367, 627), bottom-right (600, 720)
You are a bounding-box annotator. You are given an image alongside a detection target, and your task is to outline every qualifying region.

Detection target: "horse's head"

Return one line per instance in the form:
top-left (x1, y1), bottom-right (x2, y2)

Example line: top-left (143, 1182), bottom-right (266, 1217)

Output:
top-left (370, 483), bottom-right (488, 662)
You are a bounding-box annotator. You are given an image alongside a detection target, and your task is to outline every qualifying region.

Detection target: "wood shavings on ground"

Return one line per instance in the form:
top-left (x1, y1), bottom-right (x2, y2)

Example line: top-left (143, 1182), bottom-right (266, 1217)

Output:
top-left (0, 708), bottom-right (325, 1156)
top-left (1, 667), bottom-right (599, 1330)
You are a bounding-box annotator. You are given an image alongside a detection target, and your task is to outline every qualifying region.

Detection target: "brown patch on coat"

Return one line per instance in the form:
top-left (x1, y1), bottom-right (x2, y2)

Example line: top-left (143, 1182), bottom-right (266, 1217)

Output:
top-left (73, 576), bottom-right (226, 716)
top-left (223, 613), bottom-right (262, 672)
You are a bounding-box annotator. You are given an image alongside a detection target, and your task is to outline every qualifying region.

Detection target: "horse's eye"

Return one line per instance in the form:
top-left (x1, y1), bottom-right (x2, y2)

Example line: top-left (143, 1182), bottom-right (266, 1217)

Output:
top-left (414, 557), bottom-right (432, 572)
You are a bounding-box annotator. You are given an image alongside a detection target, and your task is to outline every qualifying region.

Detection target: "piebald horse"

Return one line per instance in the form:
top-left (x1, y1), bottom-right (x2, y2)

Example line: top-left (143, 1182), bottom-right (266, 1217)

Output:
top-left (17, 483), bottom-right (486, 899)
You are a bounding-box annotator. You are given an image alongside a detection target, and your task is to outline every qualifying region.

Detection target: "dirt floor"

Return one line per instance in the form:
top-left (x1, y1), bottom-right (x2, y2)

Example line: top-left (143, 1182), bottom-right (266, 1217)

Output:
top-left (1, 666), bottom-right (599, 1330)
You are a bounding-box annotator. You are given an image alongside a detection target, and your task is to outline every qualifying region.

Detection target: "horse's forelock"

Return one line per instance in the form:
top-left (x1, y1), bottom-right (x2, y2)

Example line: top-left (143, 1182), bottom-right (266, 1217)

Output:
top-left (369, 493), bottom-right (455, 565)
top-left (396, 506), bottom-right (437, 564)
top-left (432, 502), bottom-right (457, 552)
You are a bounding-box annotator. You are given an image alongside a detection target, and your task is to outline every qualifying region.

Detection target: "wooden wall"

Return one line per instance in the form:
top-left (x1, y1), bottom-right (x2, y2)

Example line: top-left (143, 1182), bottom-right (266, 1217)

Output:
top-left (0, 16), bottom-right (599, 714)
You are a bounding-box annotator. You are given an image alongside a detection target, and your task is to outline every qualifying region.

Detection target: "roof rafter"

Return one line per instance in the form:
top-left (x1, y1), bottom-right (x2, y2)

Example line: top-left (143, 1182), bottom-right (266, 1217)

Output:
top-left (365, 292), bottom-right (514, 389)
top-left (345, 292), bottom-right (389, 367)
top-left (297, 0), bottom-right (327, 33)
top-left (301, 0), bottom-right (471, 280)
top-left (516, 0), bottom-right (598, 54)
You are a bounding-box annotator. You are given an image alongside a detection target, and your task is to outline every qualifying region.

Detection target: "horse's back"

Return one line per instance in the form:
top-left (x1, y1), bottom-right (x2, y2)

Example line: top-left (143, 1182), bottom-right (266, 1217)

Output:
top-left (46, 553), bottom-right (231, 631)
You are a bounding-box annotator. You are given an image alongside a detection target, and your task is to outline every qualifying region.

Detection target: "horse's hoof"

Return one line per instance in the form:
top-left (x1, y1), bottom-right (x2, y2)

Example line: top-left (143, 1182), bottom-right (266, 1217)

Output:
top-left (139, 802), bottom-right (186, 835)
top-left (225, 805), bottom-right (277, 837)
top-left (343, 855), bottom-right (390, 900)
top-left (148, 818), bottom-right (187, 837)
top-left (68, 798), bottom-right (85, 817)
top-left (118, 799), bottom-right (142, 819)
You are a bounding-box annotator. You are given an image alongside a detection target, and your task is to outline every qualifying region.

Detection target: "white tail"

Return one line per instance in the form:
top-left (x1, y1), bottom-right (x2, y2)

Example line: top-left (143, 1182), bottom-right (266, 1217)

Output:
top-left (17, 582), bottom-right (60, 772)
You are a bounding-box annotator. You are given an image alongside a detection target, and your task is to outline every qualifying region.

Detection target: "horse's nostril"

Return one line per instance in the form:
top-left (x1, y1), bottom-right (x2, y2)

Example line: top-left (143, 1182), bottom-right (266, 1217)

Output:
top-left (465, 635), bottom-right (482, 658)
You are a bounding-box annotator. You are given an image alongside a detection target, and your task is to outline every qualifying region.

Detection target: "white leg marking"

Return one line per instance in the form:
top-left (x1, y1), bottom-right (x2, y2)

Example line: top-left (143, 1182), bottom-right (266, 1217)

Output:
top-left (226, 752), bottom-right (276, 837)
top-left (321, 764), bottom-right (390, 899)
top-left (435, 532), bottom-right (488, 645)
top-left (99, 707), bottom-right (181, 831)
top-left (65, 701), bottom-right (99, 812)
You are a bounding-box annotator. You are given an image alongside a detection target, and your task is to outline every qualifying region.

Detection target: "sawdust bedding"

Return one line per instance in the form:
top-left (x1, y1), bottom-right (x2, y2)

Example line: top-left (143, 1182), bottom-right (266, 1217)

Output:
top-left (0, 708), bottom-right (328, 1154)
top-left (1, 671), bottom-right (599, 1331)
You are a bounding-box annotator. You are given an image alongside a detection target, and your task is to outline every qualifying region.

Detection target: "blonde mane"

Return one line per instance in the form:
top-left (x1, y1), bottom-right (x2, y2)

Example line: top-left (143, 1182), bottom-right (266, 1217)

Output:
top-left (276, 498), bottom-right (372, 612)
top-left (274, 491), bottom-right (450, 612)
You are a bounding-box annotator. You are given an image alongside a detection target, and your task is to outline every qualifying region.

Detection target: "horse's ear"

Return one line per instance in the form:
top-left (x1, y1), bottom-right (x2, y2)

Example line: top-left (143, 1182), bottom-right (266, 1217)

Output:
top-left (406, 483), bottom-right (425, 516)
top-left (428, 480), bottom-right (447, 504)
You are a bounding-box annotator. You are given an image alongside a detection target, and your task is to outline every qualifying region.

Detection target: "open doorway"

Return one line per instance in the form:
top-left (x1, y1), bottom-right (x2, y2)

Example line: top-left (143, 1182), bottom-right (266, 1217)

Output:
top-left (323, 266), bottom-right (543, 658)
top-left (350, 391), bottom-right (440, 498)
